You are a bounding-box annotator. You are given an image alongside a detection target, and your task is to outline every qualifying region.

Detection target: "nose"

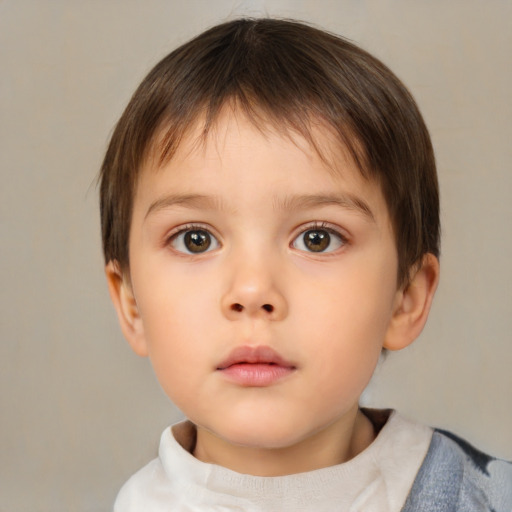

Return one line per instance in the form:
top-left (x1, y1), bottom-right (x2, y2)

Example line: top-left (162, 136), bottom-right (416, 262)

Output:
top-left (220, 254), bottom-right (288, 321)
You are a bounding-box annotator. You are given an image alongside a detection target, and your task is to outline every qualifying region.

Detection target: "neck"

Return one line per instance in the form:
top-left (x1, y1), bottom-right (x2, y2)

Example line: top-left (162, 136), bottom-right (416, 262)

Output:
top-left (192, 408), bottom-right (376, 476)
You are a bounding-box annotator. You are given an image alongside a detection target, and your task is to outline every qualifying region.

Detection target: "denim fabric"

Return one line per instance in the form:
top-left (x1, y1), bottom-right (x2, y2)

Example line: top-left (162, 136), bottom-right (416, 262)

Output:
top-left (402, 430), bottom-right (512, 512)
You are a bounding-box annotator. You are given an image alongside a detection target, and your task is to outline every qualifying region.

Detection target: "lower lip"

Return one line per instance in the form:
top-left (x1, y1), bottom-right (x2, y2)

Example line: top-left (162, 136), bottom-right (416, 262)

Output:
top-left (218, 363), bottom-right (295, 386)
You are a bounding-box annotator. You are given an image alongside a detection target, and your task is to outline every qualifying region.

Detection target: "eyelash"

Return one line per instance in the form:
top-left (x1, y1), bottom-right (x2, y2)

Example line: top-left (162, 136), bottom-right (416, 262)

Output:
top-left (165, 222), bottom-right (349, 255)
top-left (166, 223), bottom-right (221, 255)
top-left (291, 222), bottom-right (349, 254)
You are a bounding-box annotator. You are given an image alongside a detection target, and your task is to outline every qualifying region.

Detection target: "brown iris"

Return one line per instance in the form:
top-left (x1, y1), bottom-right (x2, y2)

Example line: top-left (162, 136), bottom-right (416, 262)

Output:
top-left (184, 230), bottom-right (211, 253)
top-left (303, 230), bottom-right (330, 252)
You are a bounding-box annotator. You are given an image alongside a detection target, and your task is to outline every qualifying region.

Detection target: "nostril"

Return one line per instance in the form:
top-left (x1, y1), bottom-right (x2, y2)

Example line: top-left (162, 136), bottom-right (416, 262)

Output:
top-left (262, 304), bottom-right (274, 313)
top-left (231, 303), bottom-right (244, 312)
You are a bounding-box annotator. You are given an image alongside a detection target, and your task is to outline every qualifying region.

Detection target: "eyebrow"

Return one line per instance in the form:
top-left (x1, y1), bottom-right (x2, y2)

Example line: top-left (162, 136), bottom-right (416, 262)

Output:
top-left (144, 192), bottom-right (375, 222)
top-left (145, 194), bottom-right (225, 220)
top-left (275, 194), bottom-right (375, 221)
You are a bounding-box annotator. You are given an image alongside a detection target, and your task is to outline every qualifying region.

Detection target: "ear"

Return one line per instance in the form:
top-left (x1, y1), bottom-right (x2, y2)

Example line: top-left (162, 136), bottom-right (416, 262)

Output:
top-left (384, 253), bottom-right (440, 351)
top-left (105, 261), bottom-right (149, 357)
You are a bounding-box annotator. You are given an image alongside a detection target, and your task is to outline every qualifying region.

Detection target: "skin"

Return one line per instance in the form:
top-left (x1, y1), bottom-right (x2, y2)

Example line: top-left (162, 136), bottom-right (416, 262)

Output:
top-left (106, 111), bottom-right (439, 477)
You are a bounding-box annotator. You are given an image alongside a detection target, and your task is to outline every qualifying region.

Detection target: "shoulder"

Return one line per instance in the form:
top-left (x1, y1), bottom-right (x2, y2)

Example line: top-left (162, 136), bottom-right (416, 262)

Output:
top-left (113, 458), bottom-right (165, 512)
top-left (113, 421), bottom-right (199, 511)
top-left (402, 429), bottom-right (512, 512)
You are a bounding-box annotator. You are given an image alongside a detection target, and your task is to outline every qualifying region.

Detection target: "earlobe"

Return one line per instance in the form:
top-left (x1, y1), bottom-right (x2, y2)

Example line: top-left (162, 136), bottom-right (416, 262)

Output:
top-left (105, 261), bottom-right (149, 357)
top-left (384, 253), bottom-right (440, 351)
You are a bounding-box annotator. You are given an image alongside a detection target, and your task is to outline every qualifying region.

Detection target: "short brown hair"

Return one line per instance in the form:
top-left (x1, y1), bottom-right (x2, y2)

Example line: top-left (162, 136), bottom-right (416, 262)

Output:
top-left (99, 18), bottom-right (439, 286)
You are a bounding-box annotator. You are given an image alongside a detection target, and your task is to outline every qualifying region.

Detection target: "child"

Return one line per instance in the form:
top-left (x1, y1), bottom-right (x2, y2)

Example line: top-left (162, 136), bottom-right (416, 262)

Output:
top-left (99, 18), bottom-right (511, 511)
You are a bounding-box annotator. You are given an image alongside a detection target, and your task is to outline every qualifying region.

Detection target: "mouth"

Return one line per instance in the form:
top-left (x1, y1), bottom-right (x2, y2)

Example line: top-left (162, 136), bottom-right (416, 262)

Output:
top-left (216, 345), bottom-right (296, 387)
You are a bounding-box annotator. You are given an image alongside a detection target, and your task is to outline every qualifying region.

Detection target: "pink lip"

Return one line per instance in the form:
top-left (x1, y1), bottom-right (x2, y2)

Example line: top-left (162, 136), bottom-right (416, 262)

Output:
top-left (217, 345), bottom-right (296, 387)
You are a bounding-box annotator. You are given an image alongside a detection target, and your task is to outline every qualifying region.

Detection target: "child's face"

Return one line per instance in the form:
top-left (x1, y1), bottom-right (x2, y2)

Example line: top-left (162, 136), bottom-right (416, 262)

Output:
top-left (122, 112), bottom-right (403, 454)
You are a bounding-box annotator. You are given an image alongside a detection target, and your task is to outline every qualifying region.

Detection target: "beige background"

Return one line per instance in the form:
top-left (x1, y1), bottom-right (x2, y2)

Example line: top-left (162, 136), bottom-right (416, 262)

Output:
top-left (1, 0), bottom-right (510, 510)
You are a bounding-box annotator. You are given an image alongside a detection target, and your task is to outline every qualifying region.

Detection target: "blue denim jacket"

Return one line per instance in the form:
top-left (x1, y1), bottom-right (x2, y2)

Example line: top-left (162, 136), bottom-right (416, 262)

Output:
top-left (402, 429), bottom-right (512, 512)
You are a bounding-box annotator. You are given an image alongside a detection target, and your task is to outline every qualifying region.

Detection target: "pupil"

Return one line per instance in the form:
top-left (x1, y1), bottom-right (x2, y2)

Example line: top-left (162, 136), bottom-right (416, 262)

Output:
top-left (184, 230), bottom-right (211, 253)
top-left (304, 230), bottom-right (330, 252)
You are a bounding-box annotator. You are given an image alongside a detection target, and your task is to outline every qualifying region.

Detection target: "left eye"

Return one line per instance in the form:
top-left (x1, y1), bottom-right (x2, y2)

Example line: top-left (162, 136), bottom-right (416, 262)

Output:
top-left (170, 228), bottom-right (220, 254)
top-left (292, 228), bottom-right (345, 253)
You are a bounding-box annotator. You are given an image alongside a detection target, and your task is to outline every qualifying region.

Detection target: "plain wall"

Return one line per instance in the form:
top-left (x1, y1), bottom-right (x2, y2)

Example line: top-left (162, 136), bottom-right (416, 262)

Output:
top-left (1, 0), bottom-right (510, 510)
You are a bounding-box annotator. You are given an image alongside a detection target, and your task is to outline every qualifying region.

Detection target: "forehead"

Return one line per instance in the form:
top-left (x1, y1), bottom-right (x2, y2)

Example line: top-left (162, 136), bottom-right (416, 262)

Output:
top-left (131, 112), bottom-right (393, 243)
top-left (146, 107), bottom-right (371, 183)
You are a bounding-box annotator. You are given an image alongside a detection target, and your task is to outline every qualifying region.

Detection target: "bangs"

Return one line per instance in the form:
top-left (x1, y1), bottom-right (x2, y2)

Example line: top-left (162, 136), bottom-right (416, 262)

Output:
top-left (153, 96), bottom-right (369, 181)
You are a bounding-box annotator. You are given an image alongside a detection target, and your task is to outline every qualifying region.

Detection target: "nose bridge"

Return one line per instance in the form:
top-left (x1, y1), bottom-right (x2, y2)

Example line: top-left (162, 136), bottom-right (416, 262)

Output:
top-left (221, 242), bottom-right (288, 320)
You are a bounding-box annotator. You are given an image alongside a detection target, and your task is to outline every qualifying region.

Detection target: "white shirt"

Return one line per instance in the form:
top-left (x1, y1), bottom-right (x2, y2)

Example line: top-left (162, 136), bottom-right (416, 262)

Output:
top-left (114, 410), bottom-right (432, 511)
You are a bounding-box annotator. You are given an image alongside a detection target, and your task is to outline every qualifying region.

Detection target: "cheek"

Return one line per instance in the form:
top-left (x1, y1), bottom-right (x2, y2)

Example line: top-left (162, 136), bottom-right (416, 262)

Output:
top-left (141, 291), bottom-right (216, 362)
top-left (294, 267), bottom-right (395, 343)
top-left (291, 266), bottom-right (395, 391)
top-left (132, 267), bottom-right (220, 394)
top-left (136, 256), bottom-right (219, 334)
top-left (298, 317), bottom-right (383, 417)
top-left (303, 314), bottom-right (383, 388)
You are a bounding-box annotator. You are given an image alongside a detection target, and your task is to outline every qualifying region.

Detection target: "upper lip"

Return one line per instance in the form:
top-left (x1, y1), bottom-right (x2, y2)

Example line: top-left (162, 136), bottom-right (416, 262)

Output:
top-left (217, 345), bottom-right (296, 370)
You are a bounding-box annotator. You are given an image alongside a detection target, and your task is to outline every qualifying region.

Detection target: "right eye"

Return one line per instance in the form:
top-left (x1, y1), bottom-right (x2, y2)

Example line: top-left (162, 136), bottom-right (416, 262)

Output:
top-left (169, 227), bottom-right (220, 254)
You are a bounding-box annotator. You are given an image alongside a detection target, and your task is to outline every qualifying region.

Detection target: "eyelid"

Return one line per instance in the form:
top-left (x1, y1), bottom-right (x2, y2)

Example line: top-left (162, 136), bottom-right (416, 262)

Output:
top-left (292, 221), bottom-right (349, 240)
top-left (166, 223), bottom-right (221, 254)
top-left (291, 221), bottom-right (349, 253)
top-left (166, 222), bottom-right (217, 238)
